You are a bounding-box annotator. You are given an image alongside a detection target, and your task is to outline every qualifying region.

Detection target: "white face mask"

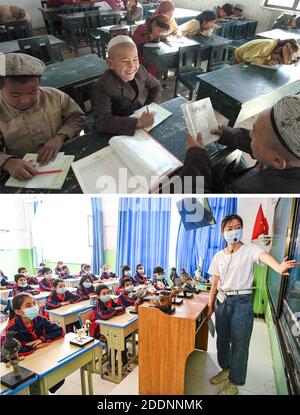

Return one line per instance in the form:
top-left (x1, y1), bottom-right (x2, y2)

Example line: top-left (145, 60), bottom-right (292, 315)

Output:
top-left (201, 27), bottom-right (214, 37)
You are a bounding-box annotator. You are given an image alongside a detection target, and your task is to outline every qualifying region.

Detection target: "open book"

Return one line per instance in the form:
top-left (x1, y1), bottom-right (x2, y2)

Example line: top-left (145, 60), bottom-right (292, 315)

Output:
top-left (181, 98), bottom-right (219, 146)
top-left (5, 152), bottom-right (74, 190)
top-left (131, 103), bottom-right (172, 131)
top-left (71, 129), bottom-right (182, 194)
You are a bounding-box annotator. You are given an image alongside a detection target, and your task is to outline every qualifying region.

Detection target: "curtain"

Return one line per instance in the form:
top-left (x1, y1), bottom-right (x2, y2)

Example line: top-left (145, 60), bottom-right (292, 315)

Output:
top-left (91, 198), bottom-right (104, 275)
top-left (176, 198), bottom-right (237, 278)
top-left (32, 201), bottom-right (44, 268)
top-left (116, 198), bottom-right (171, 278)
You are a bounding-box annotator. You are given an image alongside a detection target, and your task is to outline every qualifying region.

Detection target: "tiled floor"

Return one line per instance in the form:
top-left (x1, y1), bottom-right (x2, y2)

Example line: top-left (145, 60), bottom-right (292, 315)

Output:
top-left (56, 317), bottom-right (277, 395)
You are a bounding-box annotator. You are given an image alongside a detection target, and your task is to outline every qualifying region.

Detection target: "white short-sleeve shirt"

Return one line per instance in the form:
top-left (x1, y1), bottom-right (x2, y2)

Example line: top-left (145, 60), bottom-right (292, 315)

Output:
top-left (207, 243), bottom-right (265, 291)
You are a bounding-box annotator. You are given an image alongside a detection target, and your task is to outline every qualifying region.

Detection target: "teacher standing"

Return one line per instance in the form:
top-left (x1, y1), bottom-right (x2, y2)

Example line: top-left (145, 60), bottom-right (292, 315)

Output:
top-left (207, 214), bottom-right (298, 395)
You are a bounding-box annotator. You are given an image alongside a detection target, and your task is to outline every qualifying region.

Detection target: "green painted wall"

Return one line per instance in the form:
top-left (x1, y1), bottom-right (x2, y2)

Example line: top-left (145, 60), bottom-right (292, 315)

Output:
top-left (0, 249), bottom-right (34, 277)
top-left (103, 250), bottom-right (116, 272)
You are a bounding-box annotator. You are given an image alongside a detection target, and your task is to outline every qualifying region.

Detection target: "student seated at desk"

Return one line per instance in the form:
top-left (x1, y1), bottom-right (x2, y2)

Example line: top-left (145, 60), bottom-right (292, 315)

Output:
top-left (214, 3), bottom-right (234, 20)
top-left (0, 5), bottom-right (31, 25)
top-left (76, 275), bottom-right (95, 301)
top-left (54, 261), bottom-right (64, 276)
top-left (133, 263), bottom-right (148, 285)
top-left (100, 264), bottom-right (117, 280)
top-left (117, 265), bottom-right (135, 292)
top-left (18, 267), bottom-right (39, 286)
top-left (234, 38), bottom-right (300, 65)
top-left (117, 277), bottom-right (137, 306)
top-left (233, 4), bottom-right (245, 20)
top-left (272, 13), bottom-right (300, 30)
top-left (153, 266), bottom-right (168, 291)
top-left (37, 262), bottom-right (46, 277)
top-left (180, 96), bottom-right (300, 194)
top-left (178, 10), bottom-right (217, 37)
top-left (39, 267), bottom-right (54, 292)
top-left (0, 270), bottom-right (13, 289)
top-left (0, 53), bottom-right (85, 181)
top-left (5, 293), bottom-right (65, 393)
top-left (90, 285), bottom-right (125, 338)
top-left (11, 274), bottom-right (40, 296)
top-left (151, 0), bottom-right (178, 36)
top-left (47, 0), bottom-right (97, 6)
top-left (59, 265), bottom-right (74, 279)
top-left (94, 35), bottom-right (162, 136)
top-left (46, 279), bottom-right (81, 310)
top-left (124, 0), bottom-right (143, 24)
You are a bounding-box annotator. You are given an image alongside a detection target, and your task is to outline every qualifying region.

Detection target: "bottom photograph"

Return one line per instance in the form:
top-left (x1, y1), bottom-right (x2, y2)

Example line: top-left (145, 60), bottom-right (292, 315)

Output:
top-left (0, 196), bottom-right (299, 396)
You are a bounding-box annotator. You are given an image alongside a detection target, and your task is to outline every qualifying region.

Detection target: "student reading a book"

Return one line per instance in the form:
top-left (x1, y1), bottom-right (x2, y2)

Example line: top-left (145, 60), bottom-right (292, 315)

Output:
top-left (94, 35), bottom-right (162, 136)
top-left (0, 53), bottom-right (85, 181)
top-left (272, 13), bottom-right (300, 30)
top-left (234, 38), bottom-right (300, 65)
top-left (178, 10), bottom-right (217, 37)
top-left (180, 96), bottom-right (300, 193)
top-left (132, 14), bottom-right (171, 49)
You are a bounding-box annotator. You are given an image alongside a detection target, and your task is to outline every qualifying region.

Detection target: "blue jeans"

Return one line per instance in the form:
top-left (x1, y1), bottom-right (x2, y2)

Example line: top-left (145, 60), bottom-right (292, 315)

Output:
top-left (215, 294), bottom-right (254, 386)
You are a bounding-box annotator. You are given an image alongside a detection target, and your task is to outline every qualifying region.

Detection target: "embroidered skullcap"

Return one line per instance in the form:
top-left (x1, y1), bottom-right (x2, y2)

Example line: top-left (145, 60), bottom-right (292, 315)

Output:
top-left (1, 53), bottom-right (45, 76)
top-left (107, 35), bottom-right (135, 52)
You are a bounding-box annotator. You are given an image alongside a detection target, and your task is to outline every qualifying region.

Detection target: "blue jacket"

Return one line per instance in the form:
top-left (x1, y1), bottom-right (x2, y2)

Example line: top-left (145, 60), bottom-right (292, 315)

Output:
top-left (76, 285), bottom-right (95, 301)
top-left (46, 290), bottom-right (81, 309)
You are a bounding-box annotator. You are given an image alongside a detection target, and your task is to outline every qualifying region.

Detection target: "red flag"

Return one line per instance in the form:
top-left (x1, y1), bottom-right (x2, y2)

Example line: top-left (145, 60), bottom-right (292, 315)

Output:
top-left (252, 204), bottom-right (269, 240)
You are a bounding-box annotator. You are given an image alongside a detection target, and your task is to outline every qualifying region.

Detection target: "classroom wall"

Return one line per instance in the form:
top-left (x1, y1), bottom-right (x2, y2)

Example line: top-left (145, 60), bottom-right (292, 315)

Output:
top-left (173, 0), bottom-right (286, 32)
top-left (1, 0), bottom-right (45, 29)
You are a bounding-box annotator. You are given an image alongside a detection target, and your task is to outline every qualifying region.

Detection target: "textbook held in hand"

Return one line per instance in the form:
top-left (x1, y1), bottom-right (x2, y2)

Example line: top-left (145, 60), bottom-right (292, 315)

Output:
top-left (181, 97), bottom-right (219, 146)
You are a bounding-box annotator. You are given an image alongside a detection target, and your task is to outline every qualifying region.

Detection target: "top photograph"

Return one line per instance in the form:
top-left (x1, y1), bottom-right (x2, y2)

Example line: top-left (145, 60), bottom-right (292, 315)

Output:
top-left (0, 0), bottom-right (299, 194)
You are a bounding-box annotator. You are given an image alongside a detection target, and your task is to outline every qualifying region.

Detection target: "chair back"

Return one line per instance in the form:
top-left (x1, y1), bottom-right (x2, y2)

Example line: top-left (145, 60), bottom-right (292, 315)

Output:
top-left (18, 35), bottom-right (55, 65)
top-left (60, 5), bottom-right (76, 14)
top-left (84, 10), bottom-right (102, 29)
top-left (78, 309), bottom-right (92, 335)
top-left (178, 44), bottom-right (204, 75)
top-left (232, 23), bottom-right (248, 40)
top-left (4, 20), bottom-right (32, 40)
top-left (246, 21), bottom-right (257, 39)
top-left (207, 44), bottom-right (230, 71)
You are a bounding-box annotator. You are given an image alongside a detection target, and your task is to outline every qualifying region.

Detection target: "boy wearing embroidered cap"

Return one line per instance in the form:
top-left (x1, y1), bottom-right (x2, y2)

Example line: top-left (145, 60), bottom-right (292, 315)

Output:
top-left (0, 53), bottom-right (85, 181)
top-left (94, 35), bottom-right (162, 136)
top-left (181, 95), bottom-right (300, 193)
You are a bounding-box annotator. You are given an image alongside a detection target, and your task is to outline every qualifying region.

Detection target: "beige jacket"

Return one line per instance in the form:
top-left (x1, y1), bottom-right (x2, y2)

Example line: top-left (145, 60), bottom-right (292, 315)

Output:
top-left (0, 5), bottom-right (31, 24)
top-left (0, 87), bottom-right (85, 168)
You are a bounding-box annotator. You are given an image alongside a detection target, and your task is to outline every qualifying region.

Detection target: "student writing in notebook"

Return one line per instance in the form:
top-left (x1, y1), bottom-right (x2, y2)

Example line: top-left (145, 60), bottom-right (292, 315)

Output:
top-left (94, 35), bottom-right (162, 136)
top-left (0, 54), bottom-right (85, 181)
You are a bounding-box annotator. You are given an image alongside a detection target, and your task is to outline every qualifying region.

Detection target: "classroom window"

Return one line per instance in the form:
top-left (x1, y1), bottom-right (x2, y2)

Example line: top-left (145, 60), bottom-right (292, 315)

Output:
top-left (263, 0), bottom-right (300, 11)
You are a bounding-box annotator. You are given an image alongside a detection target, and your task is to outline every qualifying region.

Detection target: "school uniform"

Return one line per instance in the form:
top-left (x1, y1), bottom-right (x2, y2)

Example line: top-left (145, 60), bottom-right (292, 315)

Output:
top-left (46, 290), bottom-right (81, 309)
top-left (153, 278), bottom-right (167, 291)
top-left (90, 298), bottom-right (125, 338)
top-left (133, 273), bottom-right (147, 285)
top-left (118, 292), bottom-right (135, 307)
top-left (11, 284), bottom-right (39, 296)
top-left (26, 275), bottom-right (39, 285)
top-left (76, 285), bottom-right (95, 301)
top-left (94, 65), bottom-right (162, 136)
top-left (39, 278), bottom-right (53, 292)
top-left (180, 126), bottom-right (300, 194)
top-left (55, 266), bottom-right (62, 275)
top-left (5, 315), bottom-right (64, 356)
top-left (1, 275), bottom-right (13, 288)
top-left (100, 271), bottom-right (117, 280)
top-left (59, 271), bottom-right (72, 279)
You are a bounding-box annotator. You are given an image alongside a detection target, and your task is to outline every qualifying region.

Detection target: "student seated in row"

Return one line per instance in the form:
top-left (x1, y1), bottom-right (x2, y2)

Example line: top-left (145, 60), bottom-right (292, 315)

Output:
top-left (55, 261), bottom-right (64, 276)
top-left (94, 35), bottom-right (162, 136)
top-left (5, 293), bottom-right (65, 393)
top-left (18, 267), bottom-right (39, 286)
top-left (0, 270), bottom-right (13, 289)
top-left (272, 13), bottom-right (300, 30)
top-left (178, 10), bottom-right (217, 37)
top-left (123, 0), bottom-right (143, 24)
top-left (100, 264), bottom-right (117, 280)
top-left (46, 279), bottom-right (81, 309)
top-left (232, 4), bottom-right (245, 20)
top-left (37, 262), bottom-right (46, 277)
top-left (59, 265), bottom-right (73, 279)
top-left (133, 263), bottom-right (148, 285)
top-left (214, 3), bottom-right (234, 20)
top-left (79, 264), bottom-right (97, 279)
top-left (11, 274), bottom-right (40, 296)
top-left (152, 0), bottom-right (178, 36)
top-left (118, 277), bottom-right (136, 307)
top-left (0, 4), bottom-right (31, 24)
top-left (90, 285), bottom-right (125, 338)
top-left (153, 266), bottom-right (168, 291)
top-left (39, 267), bottom-right (54, 292)
top-left (234, 38), bottom-right (300, 65)
top-left (0, 53), bottom-right (85, 181)
top-left (76, 275), bottom-right (95, 300)
top-left (180, 95), bottom-right (300, 193)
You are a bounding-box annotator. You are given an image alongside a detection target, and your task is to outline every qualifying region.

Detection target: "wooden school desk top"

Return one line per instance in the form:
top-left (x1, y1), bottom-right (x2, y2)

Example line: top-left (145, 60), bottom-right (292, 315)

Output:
top-left (46, 299), bottom-right (91, 316)
top-left (0, 35), bottom-right (64, 54)
top-left (0, 97), bottom-right (233, 193)
top-left (97, 20), bottom-right (145, 34)
top-left (96, 309), bottom-right (138, 328)
top-left (256, 28), bottom-right (300, 42)
top-left (0, 333), bottom-right (99, 379)
top-left (40, 54), bottom-right (107, 90)
top-left (58, 9), bottom-right (122, 20)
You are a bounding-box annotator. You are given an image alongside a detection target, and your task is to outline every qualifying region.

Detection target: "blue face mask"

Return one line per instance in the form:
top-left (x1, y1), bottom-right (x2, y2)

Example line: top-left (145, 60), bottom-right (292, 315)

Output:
top-left (20, 283), bottom-right (28, 288)
top-left (23, 305), bottom-right (39, 320)
top-left (83, 282), bottom-right (92, 289)
top-left (138, 268), bottom-right (144, 274)
top-left (125, 285), bottom-right (134, 293)
top-left (45, 274), bottom-right (52, 280)
top-left (100, 295), bottom-right (111, 304)
top-left (156, 274), bottom-right (165, 281)
top-left (224, 229), bottom-right (243, 244)
top-left (57, 287), bottom-right (66, 295)
top-left (125, 271), bottom-right (131, 276)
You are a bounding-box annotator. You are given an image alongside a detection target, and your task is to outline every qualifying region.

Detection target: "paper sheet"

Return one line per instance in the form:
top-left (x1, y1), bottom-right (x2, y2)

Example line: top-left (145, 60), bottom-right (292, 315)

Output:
top-left (181, 98), bottom-right (219, 146)
top-left (5, 153), bottom-right (74, 189)
top-left (132, 103), bottom-right (172, 131)
top-left (250, 63), bottom-right (279, 70)
top-left (143, 42), bottom-right (165, 48)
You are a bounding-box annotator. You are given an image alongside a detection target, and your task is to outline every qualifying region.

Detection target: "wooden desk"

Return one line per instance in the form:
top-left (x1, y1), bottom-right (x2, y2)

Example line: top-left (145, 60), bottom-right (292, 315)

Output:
top-left (96, 311), bottom-right (138, 384)
top-left (1, 333), bottom-right (99, 395)
top-left (94, 278), bottom-right (119, 293)
top-left (0, 35), bottom-right (65, 62)
top-left (148, 7), bottom-right (200, 25)
top-left (47, 300), bottom-right (92, 331)
top-left (0, 97), bottom-right (237, 193)
top-left (63, 278), bottom-right (81, 288)
top-left (142, 35), bottom-right (231, 80)
top-left (138, 292), bottom-right (209, 394)
top-left (41, 54), bottom-right (107, 90)
top-left (256, 28), bottom-right (300, 43)
top-left (196, 63), bottom-right (300, 127)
